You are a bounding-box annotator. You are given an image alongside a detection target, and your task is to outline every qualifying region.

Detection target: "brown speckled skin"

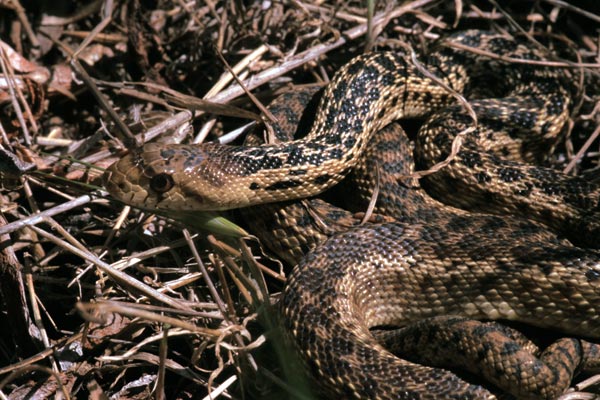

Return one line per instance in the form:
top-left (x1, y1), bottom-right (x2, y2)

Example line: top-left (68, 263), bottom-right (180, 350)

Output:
top-left (282, 221), bottom-right (600, 399)
top-left (104, 31), bottom-right (600, 399)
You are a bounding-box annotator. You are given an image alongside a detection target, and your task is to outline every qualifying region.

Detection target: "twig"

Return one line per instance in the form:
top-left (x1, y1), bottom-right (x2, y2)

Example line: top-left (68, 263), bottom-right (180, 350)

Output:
top-left (207, 0), bottom-right (439, 104)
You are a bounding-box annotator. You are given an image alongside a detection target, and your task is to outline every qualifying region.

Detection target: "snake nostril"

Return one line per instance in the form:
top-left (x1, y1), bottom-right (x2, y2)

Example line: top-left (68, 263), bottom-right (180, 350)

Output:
top-left (149, 173), bottom-right (175, 194)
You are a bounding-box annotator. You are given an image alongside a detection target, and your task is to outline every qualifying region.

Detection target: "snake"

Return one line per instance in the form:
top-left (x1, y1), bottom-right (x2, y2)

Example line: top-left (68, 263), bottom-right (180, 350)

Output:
top-left (103, 31), bottom-right (600, 399)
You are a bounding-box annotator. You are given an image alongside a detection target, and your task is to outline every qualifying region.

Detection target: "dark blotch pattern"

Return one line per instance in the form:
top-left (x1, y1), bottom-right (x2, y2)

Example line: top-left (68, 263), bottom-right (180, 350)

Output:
top-left (314, 174), bottom-right (334, 185)
top-left (475, 172), bottom-right (491, 184)
top-left (265, 180), bottom-right (303, 191)
top-left (586, 269), bottom-right (600, 281)
top-left (497, 167), bottom-right (525, 182)
top-left (460, 152), bottom-right (483, 168)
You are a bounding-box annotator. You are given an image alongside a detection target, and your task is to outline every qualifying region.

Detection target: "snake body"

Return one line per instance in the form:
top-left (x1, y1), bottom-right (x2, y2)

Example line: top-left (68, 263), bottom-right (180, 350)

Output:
top-left (104, 31), bottom-right (600, 398)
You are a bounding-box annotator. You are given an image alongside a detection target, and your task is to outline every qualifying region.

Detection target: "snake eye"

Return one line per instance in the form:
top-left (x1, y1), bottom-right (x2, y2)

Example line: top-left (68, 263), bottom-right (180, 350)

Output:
top-left (149, 173), bottom-right (174, 194)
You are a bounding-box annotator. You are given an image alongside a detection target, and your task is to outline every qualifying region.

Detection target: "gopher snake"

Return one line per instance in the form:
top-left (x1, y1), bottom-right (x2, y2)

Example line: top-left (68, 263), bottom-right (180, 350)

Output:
top-left (104, 31), bottom-right (600, 399)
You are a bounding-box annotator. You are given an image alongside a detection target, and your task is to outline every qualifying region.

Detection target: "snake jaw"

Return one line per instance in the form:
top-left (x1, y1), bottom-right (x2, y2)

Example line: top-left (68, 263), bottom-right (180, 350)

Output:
top-left (103, 150), bottom-right (155, 209)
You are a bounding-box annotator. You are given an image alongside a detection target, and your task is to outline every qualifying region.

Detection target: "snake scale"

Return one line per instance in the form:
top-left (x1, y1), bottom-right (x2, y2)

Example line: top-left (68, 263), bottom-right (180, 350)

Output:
top-left (104, 31), bottom-right (600, 399)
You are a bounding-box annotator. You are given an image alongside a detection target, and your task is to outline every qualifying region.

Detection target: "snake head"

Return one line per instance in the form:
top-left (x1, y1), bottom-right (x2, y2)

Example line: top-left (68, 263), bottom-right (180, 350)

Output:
top-left (103, 142), bottom-right (246, 211)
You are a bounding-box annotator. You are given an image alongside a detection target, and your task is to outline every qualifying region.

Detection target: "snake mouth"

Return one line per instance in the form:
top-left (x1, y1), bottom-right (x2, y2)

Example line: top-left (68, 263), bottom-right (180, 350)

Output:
top-left (103, 161), bottom-right (127, 203)
top-left (103, 155), bottom-right (142, 204)
top-left (102, 167), bottom-right (114, 191)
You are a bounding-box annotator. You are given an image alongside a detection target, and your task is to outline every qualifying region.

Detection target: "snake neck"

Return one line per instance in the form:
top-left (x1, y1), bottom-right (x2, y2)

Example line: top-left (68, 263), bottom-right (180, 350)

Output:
top-left (196, 51), bottom-right (469, 209)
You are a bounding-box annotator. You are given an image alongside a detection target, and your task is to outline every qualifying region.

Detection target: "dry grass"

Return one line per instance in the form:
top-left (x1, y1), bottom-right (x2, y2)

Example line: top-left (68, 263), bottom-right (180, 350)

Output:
top-left (0, 1), bottom-right (599, 399)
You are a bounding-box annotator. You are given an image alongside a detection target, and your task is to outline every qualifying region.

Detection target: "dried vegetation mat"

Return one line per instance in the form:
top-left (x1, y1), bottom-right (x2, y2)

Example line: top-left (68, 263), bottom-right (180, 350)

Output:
top-left (0, 0), bottom-right (599, 399)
